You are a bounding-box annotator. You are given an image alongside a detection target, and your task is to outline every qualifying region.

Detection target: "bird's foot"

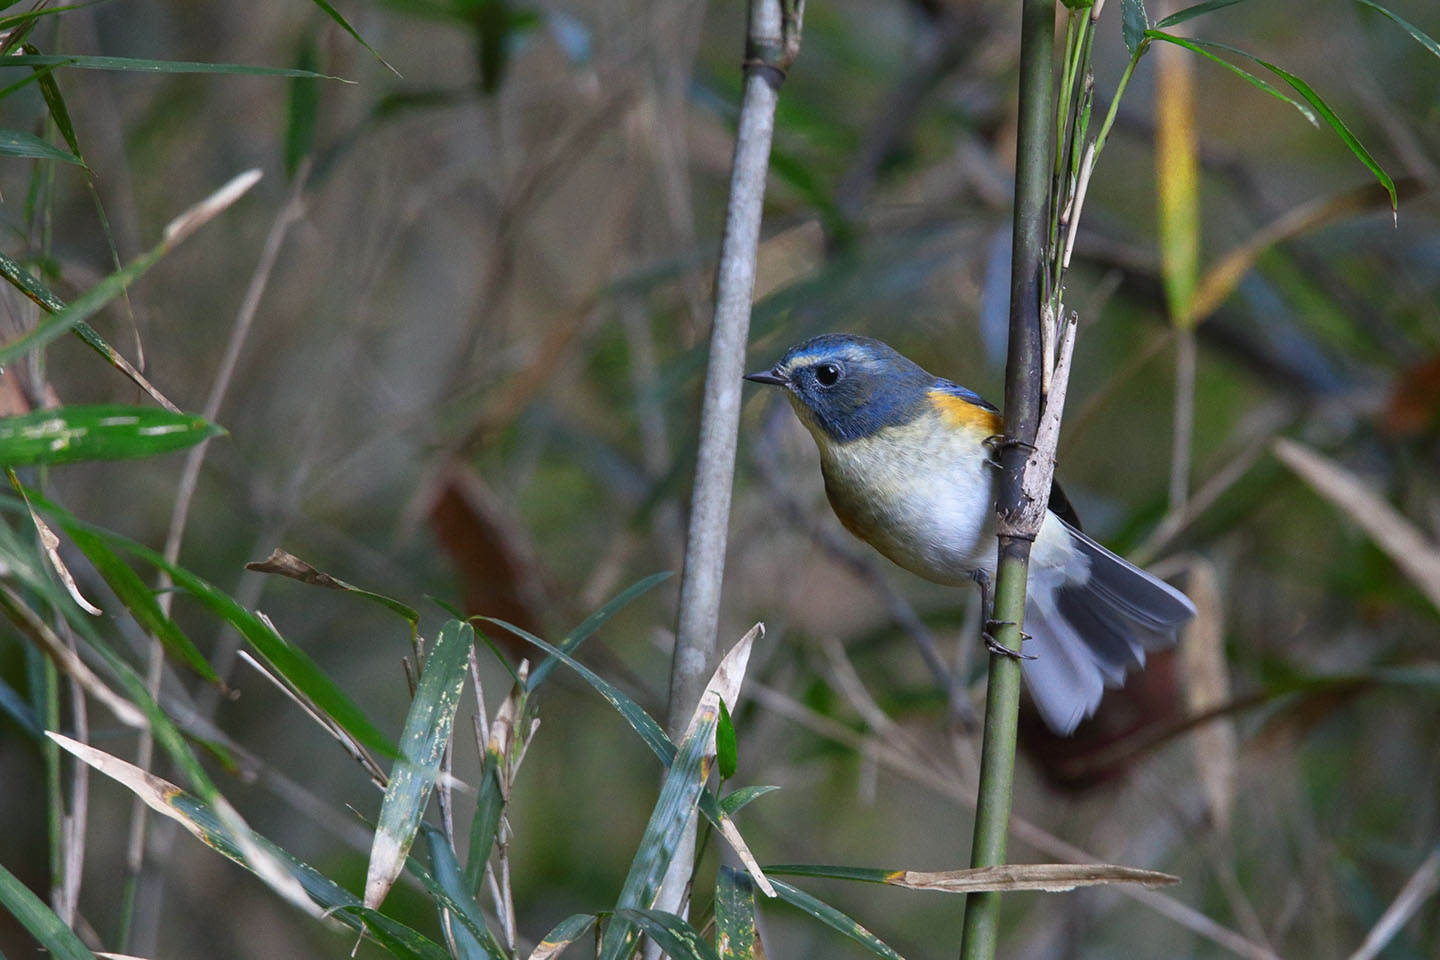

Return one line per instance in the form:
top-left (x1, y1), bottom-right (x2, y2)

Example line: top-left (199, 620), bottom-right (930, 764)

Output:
top-left (982, 621), bottom-right (1036, 660)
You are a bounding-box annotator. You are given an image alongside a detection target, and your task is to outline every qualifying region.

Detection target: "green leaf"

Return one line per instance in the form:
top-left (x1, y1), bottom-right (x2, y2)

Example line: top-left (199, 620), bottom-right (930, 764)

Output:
top-left (52, 732), bottom-right (447, 959)
top-left (464, 751), bottom-right (505, 896)
top-left (0, 248), bottom-right (179, 410)
top-left (613, 909), bottom-right (722, 960)
top-left (766, 863), bottom-right (894, 883)
top-left (35, 499), bottom-right (398, 760)
top-left (487, 615), bottom-right (763, 876)
top-left (1143, 31), bottom-right (1315, 123)
top-left (0, 859), bottom-right (95, 960)
top-left (715, 867), bottom-right (759, 960)
top-left (419, 824), bottom-right (507, 960)
top-left (284, 35), bottom-right (320, 178)
top-left (1354, 0), bottom-right (1440, 60)
top-left (717, 698), bottom-right (737, 781)
top-left (484, 617), bottom-right (674, 763)
top-left (1147, 32), bottom-right (1397, 215)
top-left (1121, 0), bottom-right (1150, 57)
top-left (719, 785), bottom-right (781, 816)
top-left (307, 0), bottom-right (401, 75)
top-left (0, 405), bottom-right (221, 465)
top-left (531, 913), bottom-right (596, 959)
top-left (0, 128), bottom-right (81, 164)
top-left (0, 53), bottom-right (345, 79)
top-left (0, 236), bottom-right (169, 365)
top-left (25, 43), bottom-right (84, 164)
top-left (1154, 0), bottom-right (1250, 29)
top-left (526, 571), bottom-right (671, 691)
top-left (598, 708), bottom-right (719, 960)
top-left (365, 620), bottom-right (474, 908)
top-left (769, 878), bottom-right (906, 960)
top-left (63, 524), bottom-right (218, 683)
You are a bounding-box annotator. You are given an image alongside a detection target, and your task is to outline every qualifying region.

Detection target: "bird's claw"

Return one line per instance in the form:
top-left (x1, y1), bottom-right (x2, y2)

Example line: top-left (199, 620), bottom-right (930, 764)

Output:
top-left (982, 622), bottom-right (1036, 660)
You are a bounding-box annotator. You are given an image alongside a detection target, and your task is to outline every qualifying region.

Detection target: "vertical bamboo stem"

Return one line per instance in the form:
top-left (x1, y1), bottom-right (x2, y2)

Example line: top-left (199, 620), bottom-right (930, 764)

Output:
top-left (958, 0), bottom-right (1054, 956)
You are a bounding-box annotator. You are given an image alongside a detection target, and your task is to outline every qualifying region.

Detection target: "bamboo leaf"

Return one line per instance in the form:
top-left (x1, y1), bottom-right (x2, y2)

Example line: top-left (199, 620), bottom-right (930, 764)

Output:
top-left (528, 913), bottom-right (596, 960)
top-left (1154, 38), bottom-right (1200, 326)
top-left (1146, 31), bottom-right (1396, 215)
top-left (1155, 0), bottom-right (1251, 29)
top-left (526, 570), bottom-right (671, 691)
top-left (307, 0), bottom-right (401, 75)
top-left (64, 524), bottom-right (218, 683)
top-left (49, 733), bottom-right (447, 959)
top-left (768, 878), bottom-right (906, 960)
top-left (0, 128), bottom-right (82, 164)
top-left (26, 43), bottom-right (84, 162)
top-left (614, 909), bottom-right (722, 960)
top-left (0, 859), bottom-right (95, 960)
top-left (717, 699), bottom-right (738, 781)
top-left (0, 249), bottom-right (178, 411)
top-left (1354, 0), bottom-right (1440, 60)
top-left (597, 708), bottom-right (719, 960)
top-left (1121, 0), bottom-right (1150, 57)
top-left (0, 405), bottom-right (221, 465)
top-left (284, 35), bottom-right (320, 178)
top-left (765, 862), bottom-right (1180, 892)
top-left (0, 53), bottom-right (345, 79)
top-left (716, 866), bottom-right (760, 960)
top-left (245, 548), bottom-right (419, 635)
top-left (365, 620), bottom-right (474, 908)
top-left (720, 784), bottom-right (780, 816)
top-left (483, 616), bottom-right (674, 762)
top-left (491, 617), bottom-right (775, 895)
top-left (36, 498), bottom-right (398, 759)
top-left (1144, 30), bottom-right (1316, 124)
top-left (418, 824), bottom-right (507, 960)
top-left (464, 751), bottom-right (505, 896)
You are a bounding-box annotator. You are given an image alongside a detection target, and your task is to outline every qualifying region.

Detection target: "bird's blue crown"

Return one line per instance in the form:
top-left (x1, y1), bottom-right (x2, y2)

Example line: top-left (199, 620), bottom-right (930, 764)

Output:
top-left (763, 334), bottom-right (995, 443)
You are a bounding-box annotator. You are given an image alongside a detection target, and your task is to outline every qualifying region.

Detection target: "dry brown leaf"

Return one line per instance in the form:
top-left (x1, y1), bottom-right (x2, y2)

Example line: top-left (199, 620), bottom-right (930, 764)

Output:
top-left (426, 461), bottom-right (549, 644)
top-left (684, 623), bottom-right (776, 898)
top-left (244, 549), bottom-right (348, 589)
top-left (889, 862), bottom-right (1179, 893)
top-left (1179, 559), bottom-right (1237, 838)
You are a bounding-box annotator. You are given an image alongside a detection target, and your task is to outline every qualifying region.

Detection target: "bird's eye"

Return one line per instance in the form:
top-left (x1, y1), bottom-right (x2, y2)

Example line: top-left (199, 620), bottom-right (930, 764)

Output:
top-left (814, 362), bottom-right (841, 387)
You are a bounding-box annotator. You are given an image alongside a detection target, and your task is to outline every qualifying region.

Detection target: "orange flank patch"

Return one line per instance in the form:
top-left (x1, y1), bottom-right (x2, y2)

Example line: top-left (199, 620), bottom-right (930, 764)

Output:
top-left (927, 389), bottom-right (1002, 435)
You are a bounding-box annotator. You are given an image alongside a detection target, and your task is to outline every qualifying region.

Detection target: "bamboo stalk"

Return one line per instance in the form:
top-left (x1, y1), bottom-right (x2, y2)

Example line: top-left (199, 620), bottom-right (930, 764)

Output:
top-left (958, 0), bottom-right (1055, 956)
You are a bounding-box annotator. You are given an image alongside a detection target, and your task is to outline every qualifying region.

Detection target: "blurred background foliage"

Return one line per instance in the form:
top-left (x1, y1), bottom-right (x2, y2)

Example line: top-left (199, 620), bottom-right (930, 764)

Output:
top-left (0, 0), bottom-right (1438, 957)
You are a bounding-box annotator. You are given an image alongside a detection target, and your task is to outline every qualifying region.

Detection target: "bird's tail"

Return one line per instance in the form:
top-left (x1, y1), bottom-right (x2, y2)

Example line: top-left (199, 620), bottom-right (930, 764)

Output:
top-left (1021, 523), bottom-right (1196, 735)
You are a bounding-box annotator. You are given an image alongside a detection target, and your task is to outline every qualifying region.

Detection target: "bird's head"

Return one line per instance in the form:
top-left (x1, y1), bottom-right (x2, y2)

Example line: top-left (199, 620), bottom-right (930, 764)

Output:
top-left (744, 334), bottom-right (938, 443)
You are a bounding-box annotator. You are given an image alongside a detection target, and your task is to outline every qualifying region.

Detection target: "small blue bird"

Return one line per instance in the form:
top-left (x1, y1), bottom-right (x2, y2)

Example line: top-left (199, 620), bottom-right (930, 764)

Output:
top-left (745, 333), bottom-right (1196, 735)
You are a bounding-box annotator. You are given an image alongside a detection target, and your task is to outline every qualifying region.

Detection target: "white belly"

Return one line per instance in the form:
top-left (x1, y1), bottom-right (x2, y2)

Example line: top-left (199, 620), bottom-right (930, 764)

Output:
top-left (815, 414), bottom-right (1080, 588)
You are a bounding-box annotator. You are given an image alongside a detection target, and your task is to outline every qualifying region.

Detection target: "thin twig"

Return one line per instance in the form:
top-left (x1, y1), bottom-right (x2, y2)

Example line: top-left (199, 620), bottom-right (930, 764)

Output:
top-left (1345, 846), bottom-right (1440, 960)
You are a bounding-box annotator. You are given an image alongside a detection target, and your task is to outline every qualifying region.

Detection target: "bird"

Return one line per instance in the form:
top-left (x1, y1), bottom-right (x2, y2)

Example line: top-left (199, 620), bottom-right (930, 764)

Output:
top-left (744, 333), bottom-right (1196, 735)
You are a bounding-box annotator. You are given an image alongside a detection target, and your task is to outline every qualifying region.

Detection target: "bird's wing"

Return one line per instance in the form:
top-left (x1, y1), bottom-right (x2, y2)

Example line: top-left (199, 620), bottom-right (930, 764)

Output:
top-left (931, 378), bottom-right (998, 412)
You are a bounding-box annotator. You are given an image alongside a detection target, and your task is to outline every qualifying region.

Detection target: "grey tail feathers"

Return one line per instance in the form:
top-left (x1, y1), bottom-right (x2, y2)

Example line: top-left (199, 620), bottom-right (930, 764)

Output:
top-left (1020, 522), bottom-right (1197, 736)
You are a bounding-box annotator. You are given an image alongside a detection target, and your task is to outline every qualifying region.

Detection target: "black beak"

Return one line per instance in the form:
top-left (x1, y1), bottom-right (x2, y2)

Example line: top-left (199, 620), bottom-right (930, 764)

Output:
top-left (743, 369), bottom-right (789, 386)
